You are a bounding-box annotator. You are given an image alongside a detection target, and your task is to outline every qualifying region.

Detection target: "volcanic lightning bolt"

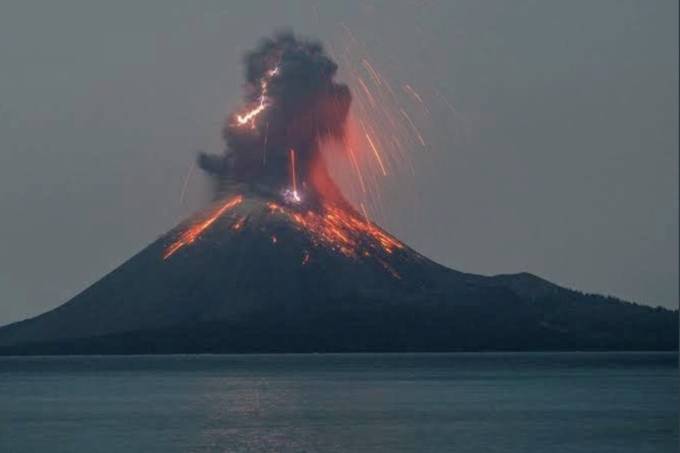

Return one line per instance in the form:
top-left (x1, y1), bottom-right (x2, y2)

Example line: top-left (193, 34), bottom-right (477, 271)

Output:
top-left (235, 67), bottom-right (279, 129)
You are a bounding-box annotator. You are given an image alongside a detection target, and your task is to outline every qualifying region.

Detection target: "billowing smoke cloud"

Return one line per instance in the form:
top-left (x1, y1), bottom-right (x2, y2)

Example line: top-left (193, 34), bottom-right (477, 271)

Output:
top-left (199, 32), bottom-right (351, 201)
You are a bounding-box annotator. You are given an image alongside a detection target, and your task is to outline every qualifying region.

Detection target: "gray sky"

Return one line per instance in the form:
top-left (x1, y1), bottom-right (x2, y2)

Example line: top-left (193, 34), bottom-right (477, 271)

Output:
top-left (0, 0), bottom-right (677, 325)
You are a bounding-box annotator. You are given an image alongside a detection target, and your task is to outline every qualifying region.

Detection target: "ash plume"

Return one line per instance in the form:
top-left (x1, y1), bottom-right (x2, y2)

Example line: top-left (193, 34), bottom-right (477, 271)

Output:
top-left (198, 32), bottom-right (351, 202)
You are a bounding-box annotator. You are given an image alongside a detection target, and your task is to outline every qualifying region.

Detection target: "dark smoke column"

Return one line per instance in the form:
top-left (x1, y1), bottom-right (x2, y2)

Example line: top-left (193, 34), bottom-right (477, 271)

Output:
top-left (199, 32), bottom-right (351, 207)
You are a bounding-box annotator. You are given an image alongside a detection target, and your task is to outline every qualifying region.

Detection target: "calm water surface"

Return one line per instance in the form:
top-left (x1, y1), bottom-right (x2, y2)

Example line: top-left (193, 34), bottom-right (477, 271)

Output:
top-left (0, 352), bottom-right (677, 452)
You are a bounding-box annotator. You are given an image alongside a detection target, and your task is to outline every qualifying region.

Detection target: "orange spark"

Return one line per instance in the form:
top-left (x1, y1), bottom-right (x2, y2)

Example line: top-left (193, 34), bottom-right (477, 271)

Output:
top-left (178, 160), bottom-right (194, 205)
top-left (347, 147), bottom-right (367, 194)
top-left (356, 77), bottom-right (377, 108)
top-left (289, 148), bottom-right (299, 198)
top-left (231, 215), bottom-right (247, 231)
top-left (400, 108), bottom-right (426, 147)
top-left (163, 195), bottom-right (243, 260)
top-left (364, 133), bottom-right (388, 175)
top-left (361, 58), bottom-right (382, 87)
top-left (403, 83), bottom-right (430, 116)
top-left (360, 202), bottom-right (370, 222)
top-left (378, 258), bottom-right (401, 279)
top-left (403, 84), bottom-right (424, 104)
top-left (434, 88), bottom-right (460, 117)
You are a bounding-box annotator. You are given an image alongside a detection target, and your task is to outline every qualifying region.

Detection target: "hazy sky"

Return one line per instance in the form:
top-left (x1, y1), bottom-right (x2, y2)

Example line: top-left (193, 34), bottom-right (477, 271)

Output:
top-left (0, 0), bottom-right (677, 325)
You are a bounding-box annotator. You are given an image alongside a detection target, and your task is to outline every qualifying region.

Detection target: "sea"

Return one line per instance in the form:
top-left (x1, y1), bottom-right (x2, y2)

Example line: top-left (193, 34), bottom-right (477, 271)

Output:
top-left (0, 352), bottom-right (676, 452)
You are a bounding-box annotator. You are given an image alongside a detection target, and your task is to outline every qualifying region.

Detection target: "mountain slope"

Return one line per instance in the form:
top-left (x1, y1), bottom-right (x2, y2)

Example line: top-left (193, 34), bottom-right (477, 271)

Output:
top-left (0, 191), bottom-right (676, 354)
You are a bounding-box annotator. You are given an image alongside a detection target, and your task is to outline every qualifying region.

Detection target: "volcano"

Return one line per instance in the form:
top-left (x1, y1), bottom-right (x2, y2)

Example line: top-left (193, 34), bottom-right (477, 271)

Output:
top-left (0, 183), bottom-right (676, 354)
top-left (0, 32), bottom-right (675, 354)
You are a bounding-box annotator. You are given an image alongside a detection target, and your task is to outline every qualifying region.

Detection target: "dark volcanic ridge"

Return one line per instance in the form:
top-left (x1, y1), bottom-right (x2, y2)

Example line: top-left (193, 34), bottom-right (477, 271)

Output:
top-left (0, 186), bottom-right (676, 354)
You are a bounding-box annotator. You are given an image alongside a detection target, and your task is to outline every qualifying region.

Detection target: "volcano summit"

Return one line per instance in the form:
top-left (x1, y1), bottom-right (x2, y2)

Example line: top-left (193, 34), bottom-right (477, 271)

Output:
top-left (0, 33), bottom-right (675, 354)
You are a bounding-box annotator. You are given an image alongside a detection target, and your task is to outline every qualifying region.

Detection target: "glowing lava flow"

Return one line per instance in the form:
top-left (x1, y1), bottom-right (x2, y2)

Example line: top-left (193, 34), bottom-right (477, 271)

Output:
top-left (235, 67), bottom-right (279, 129)
top-left (267, 201), bottom-right (403, 259)
top-left (163, 195), bottom-right (243, 259)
